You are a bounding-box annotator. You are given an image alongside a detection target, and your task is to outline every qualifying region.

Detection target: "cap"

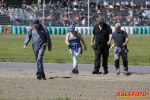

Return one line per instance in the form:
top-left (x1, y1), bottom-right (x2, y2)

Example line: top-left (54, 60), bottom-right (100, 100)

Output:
top-left (69, 24), bottom-right (75, 30)
top-left (97, 17), bottom-right (104, 23)
top-left (33, 19), bottom-right (40, 26)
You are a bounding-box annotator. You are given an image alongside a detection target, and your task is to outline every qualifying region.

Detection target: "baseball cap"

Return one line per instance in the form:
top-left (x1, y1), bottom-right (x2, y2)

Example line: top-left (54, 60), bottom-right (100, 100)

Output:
top-left (97, 17), bottom-right (104, 23)
top-left (33, 19), bottom-right (40, 26)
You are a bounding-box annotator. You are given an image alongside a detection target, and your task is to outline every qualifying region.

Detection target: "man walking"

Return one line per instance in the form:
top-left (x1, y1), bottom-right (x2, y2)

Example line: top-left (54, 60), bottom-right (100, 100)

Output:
top-left (109, 23), bottom-right (129, 75)
top-left (91, 17), bottom-right (112, 74)
top-left (24, 19), bottom-right (52, 80)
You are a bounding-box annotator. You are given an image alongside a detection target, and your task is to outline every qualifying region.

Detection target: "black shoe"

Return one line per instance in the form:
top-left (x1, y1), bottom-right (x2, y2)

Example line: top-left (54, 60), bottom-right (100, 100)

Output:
top-left (75, 70), bottom-right (79, 74)
top-left (92, 70), bottom-right (99, 74)
top-left (37, 74), bottom-right (41, 80)
top-left (103, 70), bottom-right (108, 75)
top-left (72, 68), bottom-right (76, 74)
top-left (41, 76), bottom-right (46, 80)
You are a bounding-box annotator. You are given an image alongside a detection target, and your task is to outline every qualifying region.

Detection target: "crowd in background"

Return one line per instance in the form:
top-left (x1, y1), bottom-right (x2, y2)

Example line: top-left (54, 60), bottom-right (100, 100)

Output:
top-left (1, 0), bottom-right (150, 26)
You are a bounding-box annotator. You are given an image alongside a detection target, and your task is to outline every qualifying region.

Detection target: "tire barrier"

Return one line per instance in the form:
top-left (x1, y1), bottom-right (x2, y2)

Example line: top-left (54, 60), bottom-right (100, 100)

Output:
top-left (17, 26), bottom-right (21, 34)
top-left (146, 27), bottom-right (150, 34)
top-left (21, 26), bottom-right (26, 34)
top-left (51, 27), bottom-right (56, 35)
top-left (47, 27), bottom-right (52, 34)
top-left (0, 25), bottom-right (4, 33)
top-left (61, 27), bottom-right (65, 35)
top-left (12, 26), bottom-right (17, 34)
top-left (4, 26), bottom-right (7, 33)
top-left (0, 26), bottom-right (150, 35)
top-left (138, 27), bottom-right (142, 34)
top-left (57, 27), bottom-right (61, 35)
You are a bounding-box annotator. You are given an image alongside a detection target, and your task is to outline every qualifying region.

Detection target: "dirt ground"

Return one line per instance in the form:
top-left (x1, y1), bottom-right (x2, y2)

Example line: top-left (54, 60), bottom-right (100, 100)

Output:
top-left (0, 71), bottom-right (149, 100)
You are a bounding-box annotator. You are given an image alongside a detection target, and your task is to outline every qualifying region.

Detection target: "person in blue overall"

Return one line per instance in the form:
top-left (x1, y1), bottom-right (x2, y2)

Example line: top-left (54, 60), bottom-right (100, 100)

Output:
top-left (65, 24), bottom-right (87, 74)
top-left (24, 19), bottom-right (52, 80)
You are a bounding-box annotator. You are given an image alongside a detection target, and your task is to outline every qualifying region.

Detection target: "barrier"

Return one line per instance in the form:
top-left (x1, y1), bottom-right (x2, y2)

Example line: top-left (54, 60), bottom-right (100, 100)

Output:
top-left (0, 25), bottom-right (4, 33)
top-left (47, 27), bottom-right (52, 34)
top-left (146, 27), bottom-right (150, 34)
top-left (125, 27), bottom-right (130, 34)
top-left (2, 25), bottom-right (150, 35)
top-left (130, 27), bottom-right (134, 34)
top-left (21, 26), bottom-right (26, 34)
top-left (7, 25), bottom-right (12, 34)
top-left (138, 27), bottom-right (142, 34)
top-left (12, 26), bottom-right (17, 34)
top-left (121, 27), bottom-right (126, 32)
top-left (65, 27), bottom-right (69, 34)
top-left (8, 26), bottom-right (10, 34)
top-left (51, 27), bottom-right (56, 35)
top-left (57, 27), bottom-right (61, 35)
top-left (78, 27), bottom-right (83, 34)
top-left (90, 27), bottom-right (94, 34)
top-left (4, 26), bottom-right (6, 33)
top-left (142, 27), bottom-right (146, 34)
top-left (82, 27), bottom-right (87, 35)
top-left (134, 27), bottom-right (138, 34)
top-left (61, 27), bottom-right (65, 34)
top-left (17, 26), bottom-right (21, 34)
top-left (111, 27), bottom-right (115, 33)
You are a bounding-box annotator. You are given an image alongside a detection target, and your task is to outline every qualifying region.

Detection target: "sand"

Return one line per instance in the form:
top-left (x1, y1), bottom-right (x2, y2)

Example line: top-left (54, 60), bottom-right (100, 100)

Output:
top-left (0, 71), bottom-right (149, 100)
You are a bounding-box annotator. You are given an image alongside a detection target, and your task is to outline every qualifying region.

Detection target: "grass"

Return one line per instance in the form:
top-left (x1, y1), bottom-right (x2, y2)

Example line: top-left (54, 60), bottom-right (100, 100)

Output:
top-left (0, 35), bottom-right (150, 66)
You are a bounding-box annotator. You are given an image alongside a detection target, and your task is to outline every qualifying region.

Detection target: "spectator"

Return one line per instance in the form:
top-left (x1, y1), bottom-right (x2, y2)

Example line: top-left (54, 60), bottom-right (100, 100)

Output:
top-left (49, 1), bottom-right (53, 8)
top-left (78, 1), bottom-right (83, 9)
top-left (142, 11), bottom-right (147, 21)
top-left (91, 5), bottom-right (95, 12)
top-left (134, 19), bottom-right (139, 26)
top-left (104, 0), bottom-right (108, 8)
top-left (35, 6), bottom-right (38, 12)
top-left (96, 1), bottom-right (100, 8)
top-left (111, 10), bottom-right (115, 17)
top-left (146, 0), bottom-right (150, 8)
top-left (57, 1), bottom-right (61, 9)
top-left (4, 2), bottom-right (7, 10)
top-left (53, 1), bottom-right (57, 9)
top-left (90, 1), bottom-right (93, 8)
top-left (121, 0), bottom-right (125, 8)
top-left (31, 1), bottom-right (35, 8)
top-left (131, 0), bottom-right (135, 8)
top-left (141, 0), bottom-right (145, 8)
top-left (73, 0), bottom-right (78, 9)
top-left (38, 0), bottom-right (41, 4)
top-left (147, 18), bottom-right (150, 25)
top-left (1, 0), bottom-right (4, 7)
top-left (62, 0), bottom-right (67, 8)
top-left (120, 5), bottom-right (125, 13)
top-left (141, 5), bottom-right (145, 13)
top-left (82, 18), bottom-right (86, 26)
top-left (100, 1), bottom-right (104, 8)
top-left (63, 20), bottom-right (68, 26)
top-left (107, 9), bottom-right (111, 18)
top-left (113, 1), bottom-right (117, 8)
top-left (67, 0), bottom-right (71, 8)
top-left (95, 5), bottom-right (98, 13)
top-left (125, 0), bottom-right (129, 7)
top-left (0, 1), bottom-right (1, 7)
top-left (22, 1), bottom-right (26, 9)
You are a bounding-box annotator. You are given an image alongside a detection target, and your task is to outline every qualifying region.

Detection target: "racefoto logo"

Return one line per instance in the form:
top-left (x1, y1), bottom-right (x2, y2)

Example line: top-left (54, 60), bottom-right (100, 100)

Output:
top-left (117, 92), bottom-right (147, 97)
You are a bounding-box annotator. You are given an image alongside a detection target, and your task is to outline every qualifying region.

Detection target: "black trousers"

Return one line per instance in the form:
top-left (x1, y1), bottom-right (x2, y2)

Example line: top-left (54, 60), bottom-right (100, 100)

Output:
top-left (94, 44), bottom-right (110, 71)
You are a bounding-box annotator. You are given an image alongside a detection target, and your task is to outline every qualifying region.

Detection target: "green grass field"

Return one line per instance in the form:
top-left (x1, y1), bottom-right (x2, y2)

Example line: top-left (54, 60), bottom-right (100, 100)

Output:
top-left (0, 35), bottom-right (150, 66)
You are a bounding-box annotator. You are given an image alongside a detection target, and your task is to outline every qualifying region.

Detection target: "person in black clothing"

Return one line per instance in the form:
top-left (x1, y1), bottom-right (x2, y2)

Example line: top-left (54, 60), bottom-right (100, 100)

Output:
top-left (91, 17), bottom-right (112, 74)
